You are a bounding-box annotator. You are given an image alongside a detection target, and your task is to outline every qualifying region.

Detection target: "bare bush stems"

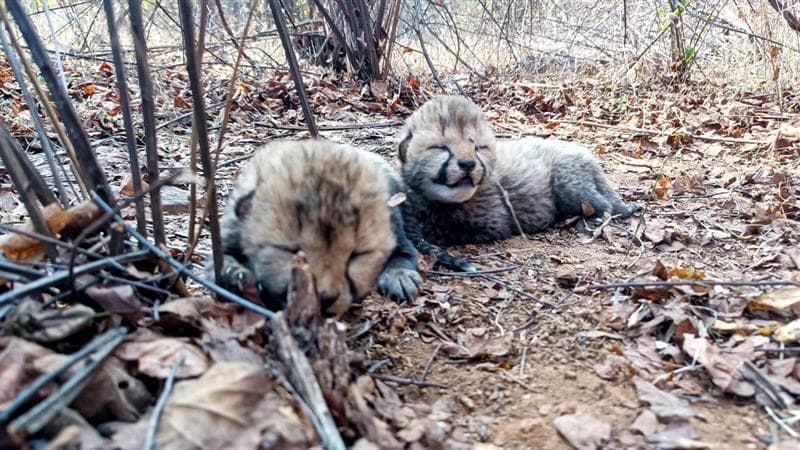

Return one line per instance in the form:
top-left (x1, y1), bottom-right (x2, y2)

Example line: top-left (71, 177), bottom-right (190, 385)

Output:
top-left (101, 0), bottom-right (148, 238)
top-left (267, 0), bottom-right (319, 137)
top-left (4, 0), bottom-right (115, 206)
top-left (182, 0), bottom-right (258, 266)
top-left (127, 0), bottom-right (166, 246)
top-left (0, 3), bottom-right (88, 198)
top-left (0, 327), bottom-right (127, 424)
top-left (768, 0), bottom-right (800, 33)
top-left (178, 0), bottom-right (225, 281)
top-left (92, 196), bottom-right (276, 319)
top-left (7, 329), bottom-right (128, 440)
top-left (0, 27), bottom-right (69, 205)
top-left (0, 126), bottom-right (58, 258)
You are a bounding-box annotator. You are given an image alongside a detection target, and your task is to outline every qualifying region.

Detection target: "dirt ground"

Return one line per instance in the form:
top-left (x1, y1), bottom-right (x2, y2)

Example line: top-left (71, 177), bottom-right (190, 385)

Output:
top-left (178, 81), bottom-right (798, 448)
top-left (3, 68), bottom-right (799, 448)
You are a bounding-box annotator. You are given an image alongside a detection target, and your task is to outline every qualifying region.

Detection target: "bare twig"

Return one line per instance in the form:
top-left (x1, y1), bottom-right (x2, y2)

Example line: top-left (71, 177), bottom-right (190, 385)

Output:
top-left (419, 344), bottom-right (442, 383)
top-left (427, 265), bottom-right (519, 277)
top-left (183, 0), bottom-right (258, 266)
top-left (0, 250), bottom-right (151, 307)
top-left (267, 0), bottom-right (319, 137)
top-left (127, 0), bottom-right (166, 245)
top-left (142, 354), bottom-right (185, 450)
top-left (7, 328), bottom-right (128, 439)
top-left (178, 0), bottom-right (224, 281)
top-left (0, 327), bottom-right (127, 423)
top-left (0, 3), bottom-right (88, 197)
top-left (4, 0), bottom-right (115, 206)
top-left (0, 26), bottom-right (69, 204)
top-left (92, 196), bottom-right (276, 319)
top-left (272, 312), bottom-right (346, 450)
top-left (576, 278), bottom-right (800, 292)
top-left (102, 0), bottom-right (147, 238)
top-left (370, 373), bottom-right (448, 389)
top-left (558, 119), bottom-right (768, 145)
top-left (0, 127), bottom-right (58, 258)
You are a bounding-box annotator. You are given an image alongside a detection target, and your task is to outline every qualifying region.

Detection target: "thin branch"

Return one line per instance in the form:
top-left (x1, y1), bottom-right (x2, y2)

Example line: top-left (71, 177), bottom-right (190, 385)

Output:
top-left (576, 278), bottom-right (800, 292)
top-left (127, 0), bottom-right (166, 245)
top-left (142, 355), bottom-right (184, 450)
top-left (6, 329), bottom-right (128, 439)
top-left (178, 0), bottom-right (224, 282)
top-left (92, 196), bottom-right (276, 319)
top-left (0, 327), bottom-right (127, 423)
top-left (267, 0), bottom-right (319, 137)
top-left (0, 25), bottom-right (69, 204)
top-left (102, 0), bottom-right (147, 238)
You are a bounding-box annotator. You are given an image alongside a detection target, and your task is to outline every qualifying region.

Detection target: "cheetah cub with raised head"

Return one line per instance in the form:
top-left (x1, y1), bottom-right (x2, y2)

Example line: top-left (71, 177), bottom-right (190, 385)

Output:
top-left (397, 95), bottom-right (638, 271)
top-left (219, 139), bottom-right (422, 317)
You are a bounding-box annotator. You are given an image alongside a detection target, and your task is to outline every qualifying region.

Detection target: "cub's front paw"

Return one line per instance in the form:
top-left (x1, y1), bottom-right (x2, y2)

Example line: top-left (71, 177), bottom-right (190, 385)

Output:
top-left (377, 267), bottom-right (423, 302)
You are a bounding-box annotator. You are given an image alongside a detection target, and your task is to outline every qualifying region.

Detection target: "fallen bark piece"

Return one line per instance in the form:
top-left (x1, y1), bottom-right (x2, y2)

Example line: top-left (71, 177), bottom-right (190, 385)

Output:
top-left (552, 413), bottom-right (611, 450)
top-left (633, 376), bottom-right (700, 420)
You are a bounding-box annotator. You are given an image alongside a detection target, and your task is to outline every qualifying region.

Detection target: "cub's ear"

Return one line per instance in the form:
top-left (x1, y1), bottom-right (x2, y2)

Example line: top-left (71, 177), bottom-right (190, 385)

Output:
top-left (234, 190), bottom-right (255, 218)
top-left (398, 132), bottom-right (412, 163)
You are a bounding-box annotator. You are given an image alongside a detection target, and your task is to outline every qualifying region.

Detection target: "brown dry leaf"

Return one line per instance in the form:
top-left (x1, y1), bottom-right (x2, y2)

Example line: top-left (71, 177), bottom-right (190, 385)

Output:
top-left (85, 283), bottom-right (142, 321)
top-left (158, 362), bottom-right (280, 448)
top-left (653, 177), bottom-right (672, 199)
top-left (629, 409), bottom-right (658, 436)
top-left (115, 338), bottom-right (209, 379)
top-left (669, 267), bottom-right (705, 280)
top-left (652, 260), bottom-right (670, 280)
top-left (34, 355), bottom-right (151, 423)
top-left (748, 288), bottom-right (800, 316)
top-left (646, 420), bottom-right (710, 449)
top-left (774, 319), bottom-right (800, 343)
top-left (772, 124), bottom-right (800, 150)
top-left (0, 337), bottom-right (55, 408)
top-left (0, 203), bottom-right (70, 261)
top-left (552, 413), bottom-right (611, 450)
top-left (682, 335), bottom-right (755, 397)
top-left (632, 376), bottom-right (699, 419)
top-left (119, 174), bottom-right (149, 197)
top-left (443, 328), bottom-right (513, 360)
top-left (42, 425), bottom-right (107, 450)
top-left (7, 301), bottom-right (95, 343)
top-left (110, 362), bottom-right (318, 449)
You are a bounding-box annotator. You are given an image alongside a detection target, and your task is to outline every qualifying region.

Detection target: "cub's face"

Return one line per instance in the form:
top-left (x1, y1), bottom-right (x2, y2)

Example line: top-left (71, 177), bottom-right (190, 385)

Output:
top-left (398, 95), bottom-right (497, 203)
top-left (233, 141), bottom-right (396, 317)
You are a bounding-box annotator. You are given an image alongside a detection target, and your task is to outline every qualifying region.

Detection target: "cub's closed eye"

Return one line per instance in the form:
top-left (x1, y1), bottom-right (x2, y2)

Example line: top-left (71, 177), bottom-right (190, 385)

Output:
top-left (475, 145), bottom-right (489, 151)
top-left (271, 244), bottom-right (300, 254)
top-left (427, 145), bottom-right (451, 152)
top-left (348, 250), bottom-right (373, 263)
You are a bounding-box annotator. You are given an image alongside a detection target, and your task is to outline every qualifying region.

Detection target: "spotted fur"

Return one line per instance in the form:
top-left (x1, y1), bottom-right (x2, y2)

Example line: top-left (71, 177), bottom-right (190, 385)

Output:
top-left (397, 95), bottom-right (638, 270)
top-left (219, 139), bottom-right (421, 317)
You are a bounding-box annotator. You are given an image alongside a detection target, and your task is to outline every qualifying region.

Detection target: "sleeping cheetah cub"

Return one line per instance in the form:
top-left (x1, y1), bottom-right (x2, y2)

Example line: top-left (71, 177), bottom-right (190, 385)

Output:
top-left (219, 139), bottom-right (422, 317)
top-left (397, 95), bottom-right (638, 271)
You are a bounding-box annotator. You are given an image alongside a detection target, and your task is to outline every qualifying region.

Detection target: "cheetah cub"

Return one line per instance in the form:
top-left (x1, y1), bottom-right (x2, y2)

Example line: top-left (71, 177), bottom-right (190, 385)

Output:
top-left (397, 95), bottom-right (638, 271)
top-left (219, 139), bottom-right (422, 317)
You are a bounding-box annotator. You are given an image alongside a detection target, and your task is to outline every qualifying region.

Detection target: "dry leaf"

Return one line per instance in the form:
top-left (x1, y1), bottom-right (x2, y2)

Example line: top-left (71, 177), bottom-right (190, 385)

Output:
top-left (552, 413), bottom-right (611, 450)
top-left (682, 335), bottom-right (755, 397)
top-left (748, 288), bottom-right (800, 315)
top-left (443, 329), bottom-right (513, 360)
top-left (115, 338), bottom-right (209, 379)
top-left (632, 376), bottom-right (699, 419)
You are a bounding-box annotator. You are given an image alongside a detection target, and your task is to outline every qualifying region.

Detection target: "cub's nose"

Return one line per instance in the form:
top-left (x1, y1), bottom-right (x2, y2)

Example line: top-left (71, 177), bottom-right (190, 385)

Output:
top-left (319, 291), bottom-right (339, 309)
top-left (457, 158), bottom-right (476, 172)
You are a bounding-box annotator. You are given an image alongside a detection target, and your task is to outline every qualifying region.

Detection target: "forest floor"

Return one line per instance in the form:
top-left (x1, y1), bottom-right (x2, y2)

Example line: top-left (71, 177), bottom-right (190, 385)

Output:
top-left (196, 75), bottom-right (800, 449)
top-left (2, 65), bottom-right (800, 449)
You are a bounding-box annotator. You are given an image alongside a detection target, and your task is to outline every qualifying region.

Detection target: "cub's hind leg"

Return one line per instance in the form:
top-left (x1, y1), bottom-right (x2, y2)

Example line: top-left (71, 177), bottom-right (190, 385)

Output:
top-left (593, 173), bottom-right (639, 218)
